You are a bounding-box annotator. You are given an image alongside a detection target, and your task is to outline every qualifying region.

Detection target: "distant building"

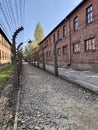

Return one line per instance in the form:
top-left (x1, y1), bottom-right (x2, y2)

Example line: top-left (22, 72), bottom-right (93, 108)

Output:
top-left (38, 0), bottom-right (98, 69)
top-left (0, 28), bottom-right (12, 64)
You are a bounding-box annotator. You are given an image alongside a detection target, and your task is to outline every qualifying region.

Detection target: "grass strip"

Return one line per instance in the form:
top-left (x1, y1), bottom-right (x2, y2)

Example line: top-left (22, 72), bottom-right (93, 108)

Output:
top-left (0, 65), bottom-right (13, 88)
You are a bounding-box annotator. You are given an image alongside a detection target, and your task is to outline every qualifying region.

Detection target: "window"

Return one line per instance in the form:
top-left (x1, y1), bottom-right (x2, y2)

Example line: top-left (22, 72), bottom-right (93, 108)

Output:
top-left (85, 38), bottom-right (95, 51)
top-left (49, 51), bottom-right (51, 56)
top-left (53, 34), bottom-right (55, 43)
top-left (57, 48), bottom-right (61, 56)
top-left (5, 52), bottom-right (6, 60)
top-left (63, 45), bottom-right (67, 55)
top-left (63, 26), bottom-right (66, 37)
top-left (43, 42), bottom-right (45, 48)
top-left (48, 37), bottom-right (51, 45)
top-left (46, 51), bottom-right (48, 57)
top-left (0, 50), bottom-right (1, 60)
top-left (49, 37), bottom-right (51, 42)
top-left (2, 37), bottom-right (5, 44)
top-left (73, 43), bottom-right (80, 53)
top-left (57, 30), bottom-right (60, 40)
top-left (74, 16), bottom-right (78, 31)
top-left (86, 5), bottom-right (93, 24)
top-left (2, 51), bottom-right (4, 60)
top-left (0, 34), bottom-right (2, 42)
top-left (45, 40), bottom-right (48, 47)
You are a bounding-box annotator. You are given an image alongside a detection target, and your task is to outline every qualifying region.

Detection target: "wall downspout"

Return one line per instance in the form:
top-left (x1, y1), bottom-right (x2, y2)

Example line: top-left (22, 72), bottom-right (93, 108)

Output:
top-left (42, 44), bottom-right (45, 70)
top-left (68, 18), bottom-right (71, 66)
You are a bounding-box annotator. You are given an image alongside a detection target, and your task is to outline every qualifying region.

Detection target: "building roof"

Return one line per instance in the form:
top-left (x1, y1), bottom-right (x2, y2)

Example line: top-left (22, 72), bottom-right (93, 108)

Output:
top-left (0, 27), bottom-right (12, 46)
top-left (39, 0), bottom-right (87, 45)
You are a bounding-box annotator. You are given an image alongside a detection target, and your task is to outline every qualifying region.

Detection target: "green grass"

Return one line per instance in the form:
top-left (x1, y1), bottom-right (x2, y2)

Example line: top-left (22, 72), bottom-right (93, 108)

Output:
top-left (0, 65), bottom-right (13, 88)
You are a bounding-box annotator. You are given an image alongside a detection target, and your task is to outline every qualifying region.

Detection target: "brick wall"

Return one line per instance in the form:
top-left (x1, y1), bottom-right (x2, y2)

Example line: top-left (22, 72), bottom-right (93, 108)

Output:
top-left (0, 31), bottom-right (12, 64)
top-left (38, 0), bottom-right (98, 69)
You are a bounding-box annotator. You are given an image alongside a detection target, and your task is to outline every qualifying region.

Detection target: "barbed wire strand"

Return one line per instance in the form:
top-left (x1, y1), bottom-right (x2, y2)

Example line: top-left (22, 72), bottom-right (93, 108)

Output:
top-left (2, 0), bottom-right (15, 33)
top-left (5, 0), bottom-right (16, 31)
top-left (0, 2), bottom-right (12, 35)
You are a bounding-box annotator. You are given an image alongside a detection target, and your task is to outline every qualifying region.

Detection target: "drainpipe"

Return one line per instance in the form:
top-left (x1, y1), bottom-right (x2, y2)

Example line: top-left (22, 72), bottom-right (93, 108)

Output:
top-left (42, 44), bottom-right (45, 70)
top-left (37, 50), bottom-right (39, 68)
top-left (68, 18), bottom-right (71, 66)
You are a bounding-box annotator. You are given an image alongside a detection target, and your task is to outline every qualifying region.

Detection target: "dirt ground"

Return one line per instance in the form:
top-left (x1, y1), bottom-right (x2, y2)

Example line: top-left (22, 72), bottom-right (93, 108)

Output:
top-left (17, 63), bottom-right (98, 130)
top-left (0, 75), bottom-right (18, 130)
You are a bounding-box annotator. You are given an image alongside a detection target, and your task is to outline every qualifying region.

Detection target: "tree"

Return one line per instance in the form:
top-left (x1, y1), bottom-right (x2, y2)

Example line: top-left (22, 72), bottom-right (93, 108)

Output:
top-left (34, 22), bottom-right (44, 44)
top-left (26, 40), bottom-right (37, 52)
top-left (23, 40), bottom-right (37, 61)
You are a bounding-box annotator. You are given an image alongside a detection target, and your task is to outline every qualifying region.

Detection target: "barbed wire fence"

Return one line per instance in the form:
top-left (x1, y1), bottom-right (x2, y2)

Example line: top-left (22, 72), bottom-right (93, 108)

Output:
top-left (0, 0), bottom-right (26, 43)
top-left (0, 0), bottom-right (26, 87)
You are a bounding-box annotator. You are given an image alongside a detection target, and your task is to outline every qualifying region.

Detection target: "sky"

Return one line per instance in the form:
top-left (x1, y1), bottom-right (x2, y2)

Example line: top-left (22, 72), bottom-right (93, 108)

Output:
top-left (24, 0), bottom-right (82, 43)
top-left (0, 0), bottom-right (82, 45)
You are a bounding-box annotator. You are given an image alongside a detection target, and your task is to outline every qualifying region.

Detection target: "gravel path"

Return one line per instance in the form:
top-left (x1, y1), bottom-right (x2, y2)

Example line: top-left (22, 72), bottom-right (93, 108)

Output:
top-left (17, 63), bottom-right (98, 130)
top-left (0, 75), bottom-right (18, 130)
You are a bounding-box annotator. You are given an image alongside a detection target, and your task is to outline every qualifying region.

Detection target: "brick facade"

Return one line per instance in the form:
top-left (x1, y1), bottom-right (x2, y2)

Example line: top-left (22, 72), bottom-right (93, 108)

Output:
top-left (35, 0), bottom-right (98, 69)
top-left (0, 28), bottom-right (12, 64)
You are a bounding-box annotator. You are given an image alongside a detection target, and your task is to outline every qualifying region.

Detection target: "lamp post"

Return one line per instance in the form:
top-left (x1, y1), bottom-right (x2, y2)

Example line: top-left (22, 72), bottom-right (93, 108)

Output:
top-left (23, 40), bottom-right (32, 62)
top-left (17, 39), bottom-right (32, 66)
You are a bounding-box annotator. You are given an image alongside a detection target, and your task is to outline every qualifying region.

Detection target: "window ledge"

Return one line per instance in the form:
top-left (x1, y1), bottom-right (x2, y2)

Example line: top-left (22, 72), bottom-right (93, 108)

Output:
top-left (73, 52), bottom-right (80, 54)
top-left (86, 21), bottom-right (93, 26)
top-left (85, 49), bottom-right (96, 53)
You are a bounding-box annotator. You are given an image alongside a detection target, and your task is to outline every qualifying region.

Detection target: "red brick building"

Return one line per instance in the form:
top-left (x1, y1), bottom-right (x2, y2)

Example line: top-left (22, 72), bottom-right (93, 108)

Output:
top-left (38, 0), bottom-right (98, 69)
top-left (0, 28), bottom-right (12, 64)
